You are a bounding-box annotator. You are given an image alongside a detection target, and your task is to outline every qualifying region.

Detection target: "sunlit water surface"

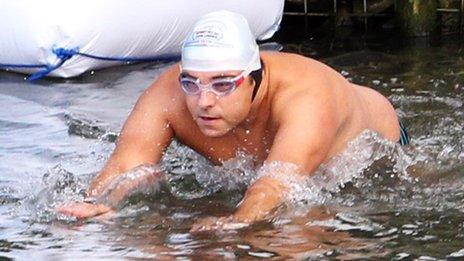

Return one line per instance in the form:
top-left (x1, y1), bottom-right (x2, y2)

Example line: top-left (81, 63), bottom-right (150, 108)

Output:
top-left (1, 29), bottom-right (464, 260)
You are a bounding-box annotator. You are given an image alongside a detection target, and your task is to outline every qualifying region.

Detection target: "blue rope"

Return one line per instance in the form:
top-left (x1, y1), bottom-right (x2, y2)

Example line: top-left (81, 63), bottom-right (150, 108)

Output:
top-left (0, 63), bottom-right (48, 69)
top-left (77, 50), bottom-right (175, 62)
top-left (0, 47), bottom-right (179, 81)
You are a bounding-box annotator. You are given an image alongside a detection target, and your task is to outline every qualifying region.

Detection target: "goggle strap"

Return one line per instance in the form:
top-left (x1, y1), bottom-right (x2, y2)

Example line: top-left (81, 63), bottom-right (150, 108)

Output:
top-left (249, 58), bottom-right (264, 101)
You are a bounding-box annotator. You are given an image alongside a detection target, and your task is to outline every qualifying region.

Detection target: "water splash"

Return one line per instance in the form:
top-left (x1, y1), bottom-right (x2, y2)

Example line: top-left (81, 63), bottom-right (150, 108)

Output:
top-left (250, 130), bottom-right (416, 209)
top-left (95, 164), bottom-right (163, 209)
top-left (23, 165), bottom-right (89, 222)
top-left (161, 130), bottom-right (413, 208)
top-left (161, 140), bottom-right (258, 199)
top-left (159, 128), bottom-right (462, 214)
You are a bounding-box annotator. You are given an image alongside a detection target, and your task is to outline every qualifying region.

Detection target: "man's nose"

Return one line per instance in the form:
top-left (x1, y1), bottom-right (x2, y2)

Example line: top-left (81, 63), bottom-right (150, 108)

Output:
top-left (197, 90), bottom-right (217, 108)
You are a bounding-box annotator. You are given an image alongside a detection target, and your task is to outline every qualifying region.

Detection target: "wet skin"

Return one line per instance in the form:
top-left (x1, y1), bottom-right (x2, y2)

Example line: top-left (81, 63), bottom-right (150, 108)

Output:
top-left (59, 52), bottom-right (400, 231)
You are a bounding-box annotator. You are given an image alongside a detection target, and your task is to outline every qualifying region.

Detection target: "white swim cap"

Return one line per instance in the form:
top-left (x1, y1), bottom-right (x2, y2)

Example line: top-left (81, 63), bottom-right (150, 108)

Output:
top-left (181, 10), bottom-right (261, 72)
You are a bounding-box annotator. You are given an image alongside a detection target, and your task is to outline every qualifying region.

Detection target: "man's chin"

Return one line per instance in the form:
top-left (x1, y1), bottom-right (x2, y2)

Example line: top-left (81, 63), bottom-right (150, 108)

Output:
top-left (198, 127), bottom-right (230, 138)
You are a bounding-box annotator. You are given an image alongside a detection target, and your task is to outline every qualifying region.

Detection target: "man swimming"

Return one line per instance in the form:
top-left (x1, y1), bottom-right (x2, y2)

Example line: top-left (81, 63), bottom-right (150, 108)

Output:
top-left (59, 11), bottom-right (408, 231)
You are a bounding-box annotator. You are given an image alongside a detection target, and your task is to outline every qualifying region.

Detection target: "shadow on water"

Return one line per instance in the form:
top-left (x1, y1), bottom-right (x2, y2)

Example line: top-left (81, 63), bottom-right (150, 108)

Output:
top-left (1, 19), bottom-right (464, 259)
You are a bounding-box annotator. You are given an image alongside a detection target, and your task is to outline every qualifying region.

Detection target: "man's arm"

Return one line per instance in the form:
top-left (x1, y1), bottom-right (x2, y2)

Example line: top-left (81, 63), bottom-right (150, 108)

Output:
top-left (232, 88), bottom-right (340, 223)
top-left (87, 87), bottom-right (174, 197)
top-left (59, 67), bottom-right (178, 218)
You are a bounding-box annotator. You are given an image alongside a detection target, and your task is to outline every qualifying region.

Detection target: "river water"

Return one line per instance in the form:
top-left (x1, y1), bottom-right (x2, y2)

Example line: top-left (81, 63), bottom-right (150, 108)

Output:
top-left (1, 23), bottom-right (464, 260)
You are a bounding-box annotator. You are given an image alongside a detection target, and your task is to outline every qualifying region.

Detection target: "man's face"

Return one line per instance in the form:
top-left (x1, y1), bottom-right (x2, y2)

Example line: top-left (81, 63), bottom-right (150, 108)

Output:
top-left (182, 70), bottom-right (254, 137)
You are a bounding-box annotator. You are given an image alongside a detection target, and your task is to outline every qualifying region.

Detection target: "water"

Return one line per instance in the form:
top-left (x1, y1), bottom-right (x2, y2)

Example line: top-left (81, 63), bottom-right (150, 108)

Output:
top-left (1, 24), bottom-right (464, 259)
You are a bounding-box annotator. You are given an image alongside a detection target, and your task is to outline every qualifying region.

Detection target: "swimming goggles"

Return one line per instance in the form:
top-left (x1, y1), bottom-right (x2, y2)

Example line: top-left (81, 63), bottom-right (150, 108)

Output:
top-left (178, 53), bottom-right (257, 97)
top-left (179, 71), bottom-right (251, 96)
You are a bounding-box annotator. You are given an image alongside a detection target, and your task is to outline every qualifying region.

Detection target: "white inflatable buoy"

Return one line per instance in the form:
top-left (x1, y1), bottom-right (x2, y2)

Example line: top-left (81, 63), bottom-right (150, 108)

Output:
top-left (0, 0), bottom-right (284, 80)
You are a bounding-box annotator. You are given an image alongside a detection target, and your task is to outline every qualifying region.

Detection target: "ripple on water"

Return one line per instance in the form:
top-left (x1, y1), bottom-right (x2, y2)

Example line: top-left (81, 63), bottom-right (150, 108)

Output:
top-left (448, 248), bottom-right (464, 259)
top-left (64, 113), bottom-right (118, 142)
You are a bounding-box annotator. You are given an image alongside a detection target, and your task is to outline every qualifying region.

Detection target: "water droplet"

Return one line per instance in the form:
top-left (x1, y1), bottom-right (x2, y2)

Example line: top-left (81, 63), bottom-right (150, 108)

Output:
top-left (237, 244), bottom-right (251, 250)
top-left (247, 251), bottom-right (275, 258)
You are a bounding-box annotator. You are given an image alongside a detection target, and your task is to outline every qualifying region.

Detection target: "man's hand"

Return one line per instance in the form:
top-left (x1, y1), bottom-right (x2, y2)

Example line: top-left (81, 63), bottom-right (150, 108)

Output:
top-left (58, 202), bottom-right (113, 220)
top-left (58, 164), bottom-right (164, 220)
top-left (190, 216), bottom-right (250, 233)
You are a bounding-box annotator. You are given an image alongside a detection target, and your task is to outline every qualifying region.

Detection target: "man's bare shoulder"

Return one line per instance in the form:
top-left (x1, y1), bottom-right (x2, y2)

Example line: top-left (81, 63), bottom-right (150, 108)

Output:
top-left (261, 51), bottom-right (309, 61)
top-left (261, 51), bottom-right (333, 75)
top-left (262, 52), bottom-right (345, 129)
top-left (272, 87), bottom-right (337, 126)
top-left (262, 52), bottom-right (345, 96)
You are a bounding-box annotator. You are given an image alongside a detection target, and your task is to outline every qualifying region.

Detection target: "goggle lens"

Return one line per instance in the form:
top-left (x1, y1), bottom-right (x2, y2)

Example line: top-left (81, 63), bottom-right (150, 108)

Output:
top-left (211, 81), bottom-right (235, 93)
top-left (180, 79), bottom-right (200, 94)
top-left (179, 76), bottom-right (241, 96)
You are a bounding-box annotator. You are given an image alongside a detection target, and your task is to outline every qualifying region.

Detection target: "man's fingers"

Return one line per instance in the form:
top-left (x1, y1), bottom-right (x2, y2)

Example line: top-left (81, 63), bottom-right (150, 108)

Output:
top-left (57, 202), bottom-right (112, 219)
top-left (57, 203), bottom-right (82, 216)
top-left (57, 205), bottom-right (73, 216)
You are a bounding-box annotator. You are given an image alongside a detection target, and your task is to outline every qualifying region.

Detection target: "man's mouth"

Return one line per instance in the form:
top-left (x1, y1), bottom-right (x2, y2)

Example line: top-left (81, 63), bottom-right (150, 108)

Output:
top-left (199, 116), bottom-right (220, 121)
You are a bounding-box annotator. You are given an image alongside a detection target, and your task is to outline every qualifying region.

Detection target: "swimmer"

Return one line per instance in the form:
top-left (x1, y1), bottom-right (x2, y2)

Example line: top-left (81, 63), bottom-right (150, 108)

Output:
top-left (59, 11), bottom-right (409, 231)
